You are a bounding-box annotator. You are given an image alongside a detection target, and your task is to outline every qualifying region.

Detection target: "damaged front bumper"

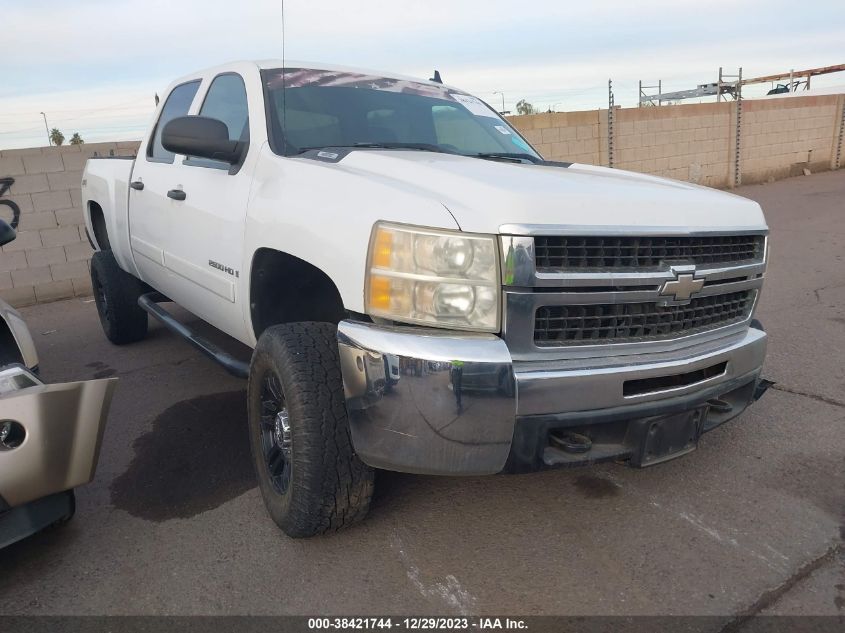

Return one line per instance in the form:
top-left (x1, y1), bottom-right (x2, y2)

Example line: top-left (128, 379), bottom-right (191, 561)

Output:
top-left (337, 321), bottom-right (768, 475)
top-left (0, 366), bottom-right (116, 547)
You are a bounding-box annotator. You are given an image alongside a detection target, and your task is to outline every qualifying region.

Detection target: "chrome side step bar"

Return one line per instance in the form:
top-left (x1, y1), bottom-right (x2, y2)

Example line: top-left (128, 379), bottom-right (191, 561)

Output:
top-left (137, 293), bottom-right (249, 379)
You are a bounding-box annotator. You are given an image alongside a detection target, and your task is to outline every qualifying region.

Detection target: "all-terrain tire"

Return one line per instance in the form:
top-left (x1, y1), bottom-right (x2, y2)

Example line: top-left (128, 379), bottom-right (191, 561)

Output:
top-left (248, 322), bottom-right (374, 538)
top-left (90, 250), bottom-right (148, 344)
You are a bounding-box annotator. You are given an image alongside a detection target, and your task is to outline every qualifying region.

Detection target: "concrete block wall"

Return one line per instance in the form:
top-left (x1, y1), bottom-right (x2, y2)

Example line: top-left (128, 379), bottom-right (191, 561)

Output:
top-left (615, 102), bottom-right (733, 187)
top-left (509, 93), bottom-right (845, 189)
top-left (516, 110), bottom-right (604, 166)
top-left (740, 95), bottom-right (841, 184)
top-left (0, 141), bottom-right (140, 307)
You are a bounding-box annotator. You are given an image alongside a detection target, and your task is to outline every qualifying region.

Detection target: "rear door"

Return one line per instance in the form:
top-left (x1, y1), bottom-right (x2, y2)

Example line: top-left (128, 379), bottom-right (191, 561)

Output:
top-left (127, 80), bottom-right (201, 295)
top-left (155, 72), bottom-right (253, 337)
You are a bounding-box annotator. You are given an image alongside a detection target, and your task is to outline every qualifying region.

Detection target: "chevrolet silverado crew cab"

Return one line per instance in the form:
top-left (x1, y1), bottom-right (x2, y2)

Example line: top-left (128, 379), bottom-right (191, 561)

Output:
top-left (82, 60), bottom-right (770, 538)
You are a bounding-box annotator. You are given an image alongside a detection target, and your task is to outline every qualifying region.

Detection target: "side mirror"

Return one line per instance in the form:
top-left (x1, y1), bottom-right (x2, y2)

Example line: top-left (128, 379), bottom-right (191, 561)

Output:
top-left (0, 219), bottom-right (16, 247)
top-left (161, 116), bottom-right (242, 164)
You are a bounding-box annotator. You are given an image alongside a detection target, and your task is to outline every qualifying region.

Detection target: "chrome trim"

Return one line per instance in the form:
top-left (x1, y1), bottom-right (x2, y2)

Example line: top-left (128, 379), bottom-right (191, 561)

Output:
top-left (501, 235), bottom-right (536, 287)
top-left (337, 320), bottom-right (516, 476)
top-left (515, 278), bottom-right (761, 305)
top-left (501, 235), bottom-right (768, 288)
top-left (531, 262), bottom-right (766, 288)
top-left (515, 327), bottom-right (766, 416)
top-left (335, 320), bottom-right (768, 474)
top-left (504, 288), bottom-right (761, 361)
top-left (500, 224), bottom-right (770, 237)
top-left (502, 240), bottom-right (767, 290)
top-left (497, 230), bottom-right (767, 358)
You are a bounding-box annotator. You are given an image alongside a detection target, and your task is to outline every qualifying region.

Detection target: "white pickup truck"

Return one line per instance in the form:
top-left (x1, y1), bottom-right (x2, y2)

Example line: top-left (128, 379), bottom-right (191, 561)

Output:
top-left (82, 60), bottom-right (770, 538)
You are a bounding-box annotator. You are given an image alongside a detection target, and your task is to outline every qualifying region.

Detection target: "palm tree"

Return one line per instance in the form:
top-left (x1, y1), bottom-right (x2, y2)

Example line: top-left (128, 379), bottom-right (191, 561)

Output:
top-left (49, 128), bottom-right (65, 146)
top-left (69, 133), bottom-right (84, 145)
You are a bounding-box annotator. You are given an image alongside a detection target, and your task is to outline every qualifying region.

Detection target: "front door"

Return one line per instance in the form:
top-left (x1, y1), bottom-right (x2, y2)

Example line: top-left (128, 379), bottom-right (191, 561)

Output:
top-left (154, 72), bottom-right (253, 339)
top-left (128, 80), bottom-right (201, 298)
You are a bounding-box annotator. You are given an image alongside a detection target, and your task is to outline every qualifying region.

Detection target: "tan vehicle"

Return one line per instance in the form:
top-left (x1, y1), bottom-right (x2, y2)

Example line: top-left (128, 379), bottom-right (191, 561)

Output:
top-left (0, 216), bottom-right (117, 549)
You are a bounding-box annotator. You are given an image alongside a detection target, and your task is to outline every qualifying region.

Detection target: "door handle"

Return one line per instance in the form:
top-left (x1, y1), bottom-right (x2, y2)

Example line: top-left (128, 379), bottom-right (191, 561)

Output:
top-left (130, 180), bottom-right (144, 191)
top-left (167, 189), bottom-right (186, 201)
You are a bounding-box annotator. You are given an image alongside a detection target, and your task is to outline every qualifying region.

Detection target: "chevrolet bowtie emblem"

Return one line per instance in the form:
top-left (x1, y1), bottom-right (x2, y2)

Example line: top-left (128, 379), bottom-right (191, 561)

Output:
top-left (659, 273), bottom-right (704, 302)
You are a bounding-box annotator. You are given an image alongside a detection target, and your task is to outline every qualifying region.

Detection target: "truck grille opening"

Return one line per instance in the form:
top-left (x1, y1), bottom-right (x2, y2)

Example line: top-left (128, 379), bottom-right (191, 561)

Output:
top-left (534, 235), bottom-right (765, 272)
top-left (534, 290), bottom-right (754, 346)
top-left (623, 362), bottom-right (728, 397)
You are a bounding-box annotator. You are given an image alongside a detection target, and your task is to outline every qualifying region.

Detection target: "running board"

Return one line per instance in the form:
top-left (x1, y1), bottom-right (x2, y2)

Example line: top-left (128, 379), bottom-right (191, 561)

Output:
top-left (138, 293), bottom-right (249, 379)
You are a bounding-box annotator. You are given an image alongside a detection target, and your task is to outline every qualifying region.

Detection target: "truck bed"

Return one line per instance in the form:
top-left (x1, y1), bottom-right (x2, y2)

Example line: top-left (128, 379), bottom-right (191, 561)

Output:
top-left (81, 157), bottom-right (139, 278)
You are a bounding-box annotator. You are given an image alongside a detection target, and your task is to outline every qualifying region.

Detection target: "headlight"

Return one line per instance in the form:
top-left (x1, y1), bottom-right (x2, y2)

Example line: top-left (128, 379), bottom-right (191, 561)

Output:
top-left (0, 365), bottom-right (39, 395)
top-left (365, 223), bottom-right (500, 332)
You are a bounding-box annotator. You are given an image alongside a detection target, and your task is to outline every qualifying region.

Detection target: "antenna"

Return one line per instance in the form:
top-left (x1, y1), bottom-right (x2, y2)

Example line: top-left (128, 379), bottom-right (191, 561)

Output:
top-left (430, 70), bottom-right (443, 84)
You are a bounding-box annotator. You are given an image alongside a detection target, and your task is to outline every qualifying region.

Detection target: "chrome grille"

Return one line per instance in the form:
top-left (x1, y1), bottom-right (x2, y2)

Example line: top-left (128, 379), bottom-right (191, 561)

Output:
top-left (534, 290), bottom-right (755, 346)
top-left (534, 235), bottom-right (765, 271)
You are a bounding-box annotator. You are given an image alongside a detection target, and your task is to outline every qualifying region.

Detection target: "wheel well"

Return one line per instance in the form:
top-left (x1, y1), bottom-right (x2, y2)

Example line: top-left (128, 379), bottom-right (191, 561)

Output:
top-left (88, 201), bottom-right (110, 250)
top-left (0, 320), bottom-right (25, 367)
top-left (250, 248), bottom-right (346, 339)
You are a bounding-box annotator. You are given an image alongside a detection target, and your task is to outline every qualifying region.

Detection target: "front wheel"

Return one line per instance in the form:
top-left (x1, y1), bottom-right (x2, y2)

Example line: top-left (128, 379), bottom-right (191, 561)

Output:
top-left (247, 322), bottom-right (374, 538)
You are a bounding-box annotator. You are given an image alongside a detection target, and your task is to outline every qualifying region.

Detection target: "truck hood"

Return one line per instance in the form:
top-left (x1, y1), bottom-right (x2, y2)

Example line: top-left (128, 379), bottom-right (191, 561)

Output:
top-left (330, 151), bottom-right (767, 234)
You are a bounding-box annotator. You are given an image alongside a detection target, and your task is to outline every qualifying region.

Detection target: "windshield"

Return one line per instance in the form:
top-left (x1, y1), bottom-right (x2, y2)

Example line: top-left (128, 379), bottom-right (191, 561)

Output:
top-left (262, 68), bottom-right (541, 160)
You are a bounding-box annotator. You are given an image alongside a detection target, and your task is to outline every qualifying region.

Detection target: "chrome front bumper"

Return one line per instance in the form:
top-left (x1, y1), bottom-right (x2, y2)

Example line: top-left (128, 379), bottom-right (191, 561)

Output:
top-left (337, 321), bottom-right (767, 475)
top-left (0, 368), bottom-right (117, 509)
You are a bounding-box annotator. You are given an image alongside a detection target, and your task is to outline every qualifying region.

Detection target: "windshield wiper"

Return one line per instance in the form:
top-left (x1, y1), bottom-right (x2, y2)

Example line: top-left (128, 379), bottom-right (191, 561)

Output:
top-left (472, 152), bottom-right (540, 164)
top-left (295, 142), bottom-right (458, 155)
top-left (352, 142), bottom-right (458, 153)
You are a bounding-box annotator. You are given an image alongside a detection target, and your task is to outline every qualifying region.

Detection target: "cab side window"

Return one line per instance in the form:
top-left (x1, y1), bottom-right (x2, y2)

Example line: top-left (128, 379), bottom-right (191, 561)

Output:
top-left (148, 81), bottom-right (201, 163)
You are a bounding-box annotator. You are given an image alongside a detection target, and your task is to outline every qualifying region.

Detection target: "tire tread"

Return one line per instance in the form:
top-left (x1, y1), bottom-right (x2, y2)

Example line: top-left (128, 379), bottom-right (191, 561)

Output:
top-left (249, 322), bottom-right (373, 537)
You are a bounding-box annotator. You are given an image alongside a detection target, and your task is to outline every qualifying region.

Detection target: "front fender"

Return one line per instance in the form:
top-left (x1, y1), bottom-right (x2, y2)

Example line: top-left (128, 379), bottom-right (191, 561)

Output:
top-left (241, 145), bottom-right (460, 338)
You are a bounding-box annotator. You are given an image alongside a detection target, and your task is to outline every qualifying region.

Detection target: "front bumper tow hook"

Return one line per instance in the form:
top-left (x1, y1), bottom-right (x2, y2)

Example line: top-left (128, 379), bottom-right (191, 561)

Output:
top-left (707, 397), bottom-right (733, 413)
top-left (550, 431), bottom-right (593, 454)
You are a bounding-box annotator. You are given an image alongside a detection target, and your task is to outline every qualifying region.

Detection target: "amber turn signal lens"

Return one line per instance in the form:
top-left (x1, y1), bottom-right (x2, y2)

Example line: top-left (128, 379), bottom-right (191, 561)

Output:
top-left (368, 275), bottom-right (392, 310)
top-left (372, 228), bottom-right (393, 268)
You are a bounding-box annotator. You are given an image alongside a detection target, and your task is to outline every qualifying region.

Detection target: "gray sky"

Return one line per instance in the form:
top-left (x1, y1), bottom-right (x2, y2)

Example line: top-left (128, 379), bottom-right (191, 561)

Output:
top-left (1, 0), bottom-right (843, 149)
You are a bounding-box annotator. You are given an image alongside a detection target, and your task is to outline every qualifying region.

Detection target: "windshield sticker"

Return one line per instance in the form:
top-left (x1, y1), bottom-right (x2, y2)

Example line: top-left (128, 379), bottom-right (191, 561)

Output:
top-left (494, 125), bottom-right (512, 135)
top-left (265, 69), bottom-right (504, 120)
top-left (266, 69), bottom-right (451, 100)
top-left (451, 94), bottom-right (497, 118)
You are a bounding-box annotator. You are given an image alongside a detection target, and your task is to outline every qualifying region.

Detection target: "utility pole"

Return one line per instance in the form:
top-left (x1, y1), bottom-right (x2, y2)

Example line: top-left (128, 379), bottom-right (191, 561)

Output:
top-left (40, 112), bottom-right (51, 146)
top-left (607, 79), bottom-right (615, 168)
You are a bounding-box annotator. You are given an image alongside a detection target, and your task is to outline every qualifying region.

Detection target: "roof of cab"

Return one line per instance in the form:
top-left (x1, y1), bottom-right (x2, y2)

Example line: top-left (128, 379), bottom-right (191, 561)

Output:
top-left (165, 59), bottom-right (461, 93)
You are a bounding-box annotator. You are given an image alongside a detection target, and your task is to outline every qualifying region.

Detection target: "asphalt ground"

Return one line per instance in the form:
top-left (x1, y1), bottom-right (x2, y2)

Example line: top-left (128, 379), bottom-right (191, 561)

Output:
top-left (0, 170), bottom-right (843, 622)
